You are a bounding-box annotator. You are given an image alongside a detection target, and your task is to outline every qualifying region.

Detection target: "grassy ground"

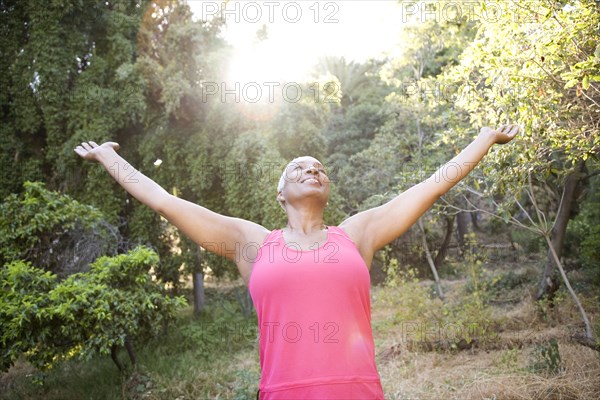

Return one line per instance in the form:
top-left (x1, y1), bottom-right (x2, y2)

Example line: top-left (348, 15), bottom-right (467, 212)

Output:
top-left (372, 265), bottom-right (600, 399)
top-left (2, 257), bottom-right (599, 399)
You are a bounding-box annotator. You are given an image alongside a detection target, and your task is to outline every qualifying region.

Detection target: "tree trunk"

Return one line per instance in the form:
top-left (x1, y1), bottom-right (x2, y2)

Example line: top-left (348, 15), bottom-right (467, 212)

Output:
top-left (124, 338), bottom-right (136, 367)
top-left (110, 345), bottom-right (123, 372)
top-left (193, 272), bottom-right (205, 314)
top-left (434, 214), bottom-right (455, 268)
top-left (110, 340), bottom-right (136, 372)
top-left (192, 244), bottom-right (205, 315)
top-left (470, 211), bottom-right (482, 232)
top-left (456, 211), bottom-right (471, 254)
top-left (536, 161), bottom-right (585, 302)
top-left (418, 219), bottom-right (444, 300)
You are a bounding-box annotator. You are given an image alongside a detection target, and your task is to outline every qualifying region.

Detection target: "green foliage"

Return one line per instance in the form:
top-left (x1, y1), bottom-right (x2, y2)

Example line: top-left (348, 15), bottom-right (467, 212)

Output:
top-left (0, 260), bottom-right (58, 371)
top-left (381, 247), bottom-right (421, 289)
top-left (0, 181), bottom-right (101, 260)
top-left (0, 246), bottom-right (186, 372)
top-left (231, 369), bottom-right (261, 400)
top-left (0, 0), bottom-right (233, 285)
top-left (565, 178), bottom-right (600, 284)
top-left (272, 99), bottom-right (328, 162)
top-left (442, 0), bottom-right (599, 192)
top-left (461, 255), bottom-right (490, 298)
top-left (2, 298), bottom-right (260, 400)
top-left (496, 348), bottom-right (520, 371)
top-left (535, 289), bottom-right (567, 324)
top-left (224, 130), bottom-right (287, 231)
top-left (0, 181), bottom-right (116, 276)
top-left (528, 339), bottom-right (563, 375)
top-left (122, 2), bottom-right (230, 282)
top-left (510, 229), bottom-right (544, 255)
top-left (487, 270), bottom-right (535, 296)
top-left (448, 254), bottom-right (494, 345)
top-left (383, 251), bottom-right (493, 347)
top-left (176, 305), bottom-right (257, 359)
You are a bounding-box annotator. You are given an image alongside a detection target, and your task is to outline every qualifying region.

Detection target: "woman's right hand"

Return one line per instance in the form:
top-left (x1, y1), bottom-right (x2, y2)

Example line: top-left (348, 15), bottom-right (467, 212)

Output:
top-left (74, 141), bottom-right (120, 163)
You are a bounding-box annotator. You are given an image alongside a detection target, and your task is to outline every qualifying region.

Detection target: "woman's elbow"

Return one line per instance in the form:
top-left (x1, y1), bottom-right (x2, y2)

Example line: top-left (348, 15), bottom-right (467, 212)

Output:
top-left (153, 193), bottom-right (172, 217)
top-left (421, 179), bottom-right (447, 200)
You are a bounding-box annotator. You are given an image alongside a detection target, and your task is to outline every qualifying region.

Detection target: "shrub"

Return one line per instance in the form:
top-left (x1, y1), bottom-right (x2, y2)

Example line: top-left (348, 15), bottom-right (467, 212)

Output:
top-left (385, 253), bottom-right (494, 348)
top-left (0, 181), bottom-right (120, 277)
top-left (510, 229), bottom-right (544, 255)
top-left (528, 339), bottom-right (563, 375)
top-left (0, 246), bottom-right (186, 372)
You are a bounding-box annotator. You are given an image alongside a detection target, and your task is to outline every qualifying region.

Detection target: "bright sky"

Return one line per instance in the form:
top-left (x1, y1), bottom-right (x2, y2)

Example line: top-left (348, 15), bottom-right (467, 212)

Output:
top-left (186, 0), bottom-right (405, 82)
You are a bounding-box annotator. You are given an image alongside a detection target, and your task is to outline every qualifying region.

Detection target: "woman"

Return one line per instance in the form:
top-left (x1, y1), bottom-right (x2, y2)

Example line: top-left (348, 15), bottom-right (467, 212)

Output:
top-left (75, 124), bottom-right (520, 399)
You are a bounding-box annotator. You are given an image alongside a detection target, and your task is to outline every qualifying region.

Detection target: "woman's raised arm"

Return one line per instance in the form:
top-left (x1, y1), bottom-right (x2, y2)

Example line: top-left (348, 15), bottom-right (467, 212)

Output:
top-left (75, 141), bottom-right (169, 211)
top-left (74, 141), bottom-right (269, 282)
top-left (339, 125), bottom-right (520, 267)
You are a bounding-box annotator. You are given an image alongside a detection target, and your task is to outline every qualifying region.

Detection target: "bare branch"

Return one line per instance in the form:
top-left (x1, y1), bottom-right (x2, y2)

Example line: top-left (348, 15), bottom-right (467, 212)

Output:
top-left (527, 172), bottom-right (550, 234)
top-left (417, 218), bottom-right (444, 301)
top-left (545, 235), bottom-right (594, 339)
top-left (513, 195), bottom-right (537, 228)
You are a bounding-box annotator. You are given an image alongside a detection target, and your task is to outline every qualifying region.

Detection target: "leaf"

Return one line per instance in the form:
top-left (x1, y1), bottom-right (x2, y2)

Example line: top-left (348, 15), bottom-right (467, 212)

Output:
top-left (582, 75), bottom-right (590, 90)
top-left (564, 79), bottom-right (579, 89)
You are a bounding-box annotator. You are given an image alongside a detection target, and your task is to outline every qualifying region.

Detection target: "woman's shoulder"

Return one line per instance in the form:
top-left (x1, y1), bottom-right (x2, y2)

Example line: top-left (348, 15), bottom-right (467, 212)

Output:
top-left (328, 225), bottom-right (358, 245)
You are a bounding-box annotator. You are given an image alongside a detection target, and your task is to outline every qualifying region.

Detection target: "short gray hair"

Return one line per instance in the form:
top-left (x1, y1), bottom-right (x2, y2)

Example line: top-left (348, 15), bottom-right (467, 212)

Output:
top-left (277, 158), bottom-right (301, 194)
top-left (276, 165), bottom-right (289, 209)
top-left (277, 171), bottom-right (286, 194)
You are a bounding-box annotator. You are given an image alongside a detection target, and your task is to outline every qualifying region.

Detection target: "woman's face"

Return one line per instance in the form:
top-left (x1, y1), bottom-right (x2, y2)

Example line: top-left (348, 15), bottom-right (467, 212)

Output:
top-left (277, 156), bottom-right (330, 208)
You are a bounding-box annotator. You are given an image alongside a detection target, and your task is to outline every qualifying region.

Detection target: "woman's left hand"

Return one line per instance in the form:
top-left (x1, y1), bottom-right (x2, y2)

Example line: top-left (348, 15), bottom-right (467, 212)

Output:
top-left (480, 124), bottom-right (521, 145)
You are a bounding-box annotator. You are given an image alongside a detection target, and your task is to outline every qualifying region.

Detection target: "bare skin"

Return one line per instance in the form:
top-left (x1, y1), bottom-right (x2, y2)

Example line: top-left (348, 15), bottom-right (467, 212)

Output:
top-left (74, 124), bottom-right (520, 284)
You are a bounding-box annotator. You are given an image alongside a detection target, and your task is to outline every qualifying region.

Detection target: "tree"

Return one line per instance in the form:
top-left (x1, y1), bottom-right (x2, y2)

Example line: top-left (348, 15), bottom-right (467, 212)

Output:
top-left (0, 0), bottom-right (147, 203)
top-left (440, 0), bottom-right (600, 301)
top-left (313, 56), bottom-right (375, 108)
top-left (435, 0), bottom-right (599, 347)
top-left (336, 12), bottom-right (476, 278)
top-left (1, 0), bottom-right (235, 307)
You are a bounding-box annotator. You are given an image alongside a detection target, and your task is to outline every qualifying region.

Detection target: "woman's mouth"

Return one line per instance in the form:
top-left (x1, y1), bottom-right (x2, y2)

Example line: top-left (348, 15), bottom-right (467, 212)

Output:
top-left (302, 178), bottom-right (321, 185)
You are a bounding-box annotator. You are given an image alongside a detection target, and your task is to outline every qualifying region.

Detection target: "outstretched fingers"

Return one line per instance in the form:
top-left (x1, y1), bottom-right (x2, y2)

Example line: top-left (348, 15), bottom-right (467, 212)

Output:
top-left (498, 124), bottom-right (517, 134)
top-left (74, 143), bottom-right (88, 153)
top-left (74, 141), bottom-right (97, 160)
top-left (507, 124), bottom-right (520, 137)
top-left (81, 142), bottom-right (94, 151)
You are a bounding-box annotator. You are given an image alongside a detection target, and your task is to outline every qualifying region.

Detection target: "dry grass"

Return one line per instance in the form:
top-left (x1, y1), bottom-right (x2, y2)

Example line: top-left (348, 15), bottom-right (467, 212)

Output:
top-left (378, 344), bottom-right (600, 399)
top-left (372, 276), bottom-right (600, 400)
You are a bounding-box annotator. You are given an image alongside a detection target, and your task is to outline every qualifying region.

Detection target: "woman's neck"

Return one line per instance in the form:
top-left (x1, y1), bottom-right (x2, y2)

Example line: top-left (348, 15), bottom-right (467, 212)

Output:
top-left (285, 221), bottom-right (326, 234)
top-left (285, 212), bottom-right (326, 235)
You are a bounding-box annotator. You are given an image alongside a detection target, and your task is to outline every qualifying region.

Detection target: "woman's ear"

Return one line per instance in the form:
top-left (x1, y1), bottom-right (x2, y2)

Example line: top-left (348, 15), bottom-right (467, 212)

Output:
top-left (277, 191), bottom-right (286, 211)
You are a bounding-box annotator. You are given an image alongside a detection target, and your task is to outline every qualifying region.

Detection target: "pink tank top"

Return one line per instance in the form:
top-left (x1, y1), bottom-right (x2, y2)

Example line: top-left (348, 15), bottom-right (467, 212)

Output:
top-left (248, 226), bottom-right (384, 399)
